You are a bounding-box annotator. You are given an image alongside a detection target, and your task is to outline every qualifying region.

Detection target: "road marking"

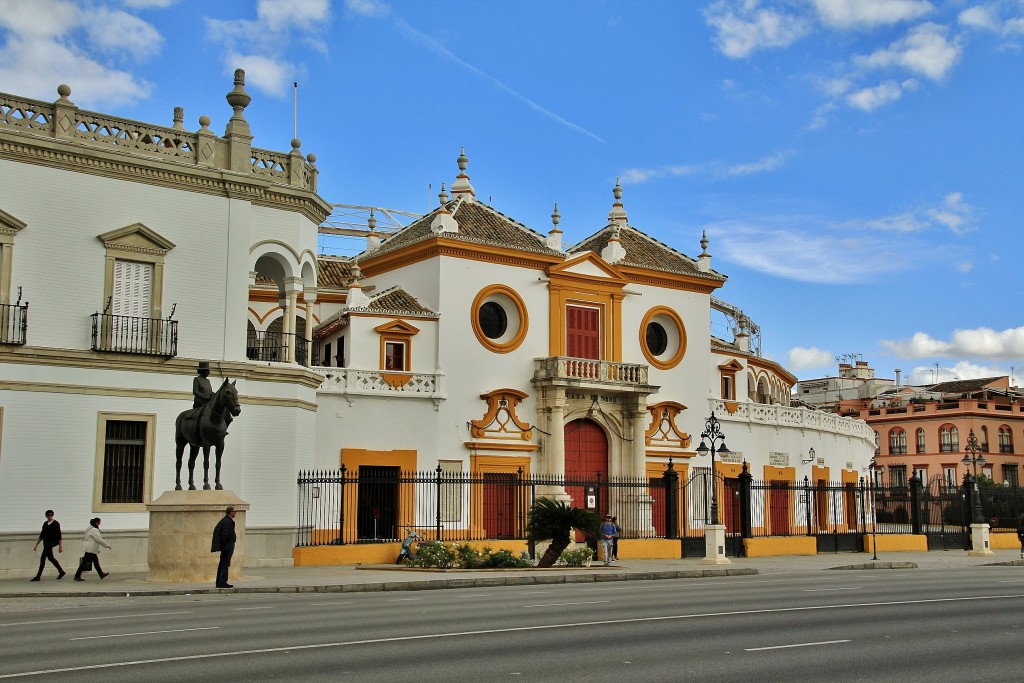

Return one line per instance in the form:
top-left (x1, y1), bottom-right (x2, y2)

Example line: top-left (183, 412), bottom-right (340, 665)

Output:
top-left (746, 639), bottom-right (851, 651)
top-left (387, 598), bottom-right (423, 602)
top-left (802, 587), bottom-right (861, 592)
top-left (310, 602), bottom-right (351, 606)
top-left (3, 594), bottom-right (1023, 679)
top-left (521, 601), bottom-right (611, 608)
top-left (232, 606), bottom-right (275, 611)
top-left (70, 627), bottom-right (219, 641)
top-left (0, 611), bottom-right (192, 628)
top-left (453, 594), bottom-right (490, 598)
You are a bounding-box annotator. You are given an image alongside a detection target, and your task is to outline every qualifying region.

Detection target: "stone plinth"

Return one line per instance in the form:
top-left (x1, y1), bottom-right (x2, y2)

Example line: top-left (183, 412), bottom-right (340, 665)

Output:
top-left (701, 524), bottom-right (732, 565)
top-left (968, 522), bottom-right (995, 557)
top-left (147, 490), bottom-right (249, 583)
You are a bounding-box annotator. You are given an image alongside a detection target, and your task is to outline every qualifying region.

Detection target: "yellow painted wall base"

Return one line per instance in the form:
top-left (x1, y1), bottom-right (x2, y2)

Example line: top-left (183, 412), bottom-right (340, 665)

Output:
top-left (617, 539), bottom-right (680, 559)
top-left (863, 534), bottom-right (928, 553)
top-left (744, 536), bottom-right (817, 557)
top-left (990, 532), bottom-right (1023, 550)
top-left (293, 539), bottom-right (529, 566)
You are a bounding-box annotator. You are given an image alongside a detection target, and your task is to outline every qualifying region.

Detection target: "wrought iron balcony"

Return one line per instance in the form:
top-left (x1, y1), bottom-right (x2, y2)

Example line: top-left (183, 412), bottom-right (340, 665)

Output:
top-left (246, 330), bottom-right (311, 366)
top-left (533, 356), bottom-right (650, 388)
top-left (0, 301), bottom-right (28, 345)
top-left (91, 313), bottom-right (178, 357)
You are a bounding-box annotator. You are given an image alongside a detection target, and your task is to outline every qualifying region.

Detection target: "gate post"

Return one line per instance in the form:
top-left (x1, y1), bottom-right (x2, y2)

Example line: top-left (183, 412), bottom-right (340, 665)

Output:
top-left (910, 473), bottom-right (923, 535)
top-left (338, 464), bottom-right (347, 545)
top-left (663, 459), bottom-right (679, 539)
top-left (804, 476), bottom-right (813, 536)
top-left (738, 461), bottom-right (752, 539)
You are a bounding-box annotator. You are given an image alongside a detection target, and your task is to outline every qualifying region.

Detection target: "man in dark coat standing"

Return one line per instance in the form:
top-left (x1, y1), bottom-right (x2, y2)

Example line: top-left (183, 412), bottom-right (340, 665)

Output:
top-left (211, 506), bottom-right (237, 588)
top-left (31, 510), bottom-right (65, 581)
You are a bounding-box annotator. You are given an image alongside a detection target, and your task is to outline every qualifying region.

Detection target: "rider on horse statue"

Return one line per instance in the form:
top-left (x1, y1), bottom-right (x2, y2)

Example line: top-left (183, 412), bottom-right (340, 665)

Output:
top-left (193, 361), bottom-right (233, 428)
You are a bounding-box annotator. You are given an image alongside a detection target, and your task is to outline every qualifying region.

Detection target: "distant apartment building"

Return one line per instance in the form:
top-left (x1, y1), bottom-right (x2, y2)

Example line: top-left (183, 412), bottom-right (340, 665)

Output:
top-left (796, 364), bottom-right (1024, 489)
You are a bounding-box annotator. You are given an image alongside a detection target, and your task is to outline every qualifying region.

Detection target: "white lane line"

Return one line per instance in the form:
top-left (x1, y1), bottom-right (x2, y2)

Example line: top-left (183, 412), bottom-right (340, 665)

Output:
top-left (3, 593), bottom-right (1023, 679)
top-left (387, 598), bottom-right (423, 602)
top-left (232, 606), bottom-right (274, 611)
top-left (311, 602), bottom-right (351, 606)
top-left (453, 594), bottom-right (490, 598)
top-left (70, 627), bottom-right (219, 641)
top-left (521, 601), bottom-right (611, 608)
top-left (519, 591), bottom-right (553, 595)
top-left (746, 639), bottom-right (851, 651)
top-left (802, 587), bottom-right (861, 592)
top-left (0, 612), bottom-right (192, 628)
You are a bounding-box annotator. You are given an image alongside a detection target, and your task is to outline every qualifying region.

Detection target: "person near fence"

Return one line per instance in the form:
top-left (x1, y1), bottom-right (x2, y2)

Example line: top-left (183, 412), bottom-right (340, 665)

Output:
top-left (600, 514), bottom-right (618, 565)
top-left (1017, 514), bottom-right (1024, 559)
top-left (211, 506), bottom-right (237, 588)
top-left (74, 518), bottom-right (110, 581)
top-left (31, 509), bottom-right (65, 581)
top-left (611, 516), bottom-right (621, 561)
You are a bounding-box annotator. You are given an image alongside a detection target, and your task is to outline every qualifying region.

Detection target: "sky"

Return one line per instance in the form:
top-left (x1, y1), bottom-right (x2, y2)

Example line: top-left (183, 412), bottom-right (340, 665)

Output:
top-left (1, 0), bottom-right (1022, 387)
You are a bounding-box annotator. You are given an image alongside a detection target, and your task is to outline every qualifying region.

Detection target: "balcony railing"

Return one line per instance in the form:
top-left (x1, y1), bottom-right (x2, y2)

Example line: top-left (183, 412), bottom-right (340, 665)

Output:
top-left (0, 302), bottom-right (28, 345)
top-left (91, 313), bottom-right (178, 357)
top-left (247, 330), bottom-right (310, 366)
top-left (533, 356), bottom-right (649, 386)
top-left (312, 367), bottom-right (445, 399)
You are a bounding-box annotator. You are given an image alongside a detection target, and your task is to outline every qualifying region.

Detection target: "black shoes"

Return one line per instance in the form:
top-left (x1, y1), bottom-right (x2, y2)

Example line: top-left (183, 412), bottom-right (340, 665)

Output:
top-left (216, 584), bottom-right (234, 589)
top-left (57, 572), bottom-right (66, 580)
top-left (74, 577), bottom-right (84, 581)
top-left (99, 572), bottom-right (109, 579)
top-left (29, 577), bottom-right (40, 582)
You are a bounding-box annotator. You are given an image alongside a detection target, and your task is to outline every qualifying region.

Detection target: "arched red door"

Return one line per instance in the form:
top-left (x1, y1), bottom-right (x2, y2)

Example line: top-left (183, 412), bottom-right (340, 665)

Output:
top-left (564, 418), bottom-right (609, 516)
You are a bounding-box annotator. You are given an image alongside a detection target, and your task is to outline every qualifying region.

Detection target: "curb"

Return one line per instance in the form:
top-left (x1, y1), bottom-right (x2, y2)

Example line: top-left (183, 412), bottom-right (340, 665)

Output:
top-left (0, 567), bottom-right (757, 599)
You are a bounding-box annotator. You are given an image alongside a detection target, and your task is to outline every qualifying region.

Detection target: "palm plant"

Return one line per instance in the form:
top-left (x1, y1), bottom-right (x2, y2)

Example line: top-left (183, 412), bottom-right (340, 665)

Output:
top-left (526, 498), bottom-right (601, 568)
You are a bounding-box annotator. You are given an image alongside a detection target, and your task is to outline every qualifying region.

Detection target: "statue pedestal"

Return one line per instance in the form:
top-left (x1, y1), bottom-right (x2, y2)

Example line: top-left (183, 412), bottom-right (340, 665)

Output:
top-left (968, 523), bottom-right (995, 557)
top-left (146, 490), bottom-right (249, 583)
top-left (701, 524), bottom-right (732, 565)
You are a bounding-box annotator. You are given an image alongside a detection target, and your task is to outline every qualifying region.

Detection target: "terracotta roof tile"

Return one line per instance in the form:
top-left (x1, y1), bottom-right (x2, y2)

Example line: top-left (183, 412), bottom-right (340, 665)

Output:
top-left (365, 285), bottom-right (437, 316)
top-left (570, 225), bottom-right (726, 282)
top-left (358, 197), bottom-right (561, 260)
top-left (318, 258), bottom-right (354, 289)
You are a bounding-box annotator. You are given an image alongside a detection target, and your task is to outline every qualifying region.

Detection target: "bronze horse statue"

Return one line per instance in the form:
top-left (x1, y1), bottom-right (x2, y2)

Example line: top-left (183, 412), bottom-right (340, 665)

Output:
top-left (174, 378), bottom-right (242, 490)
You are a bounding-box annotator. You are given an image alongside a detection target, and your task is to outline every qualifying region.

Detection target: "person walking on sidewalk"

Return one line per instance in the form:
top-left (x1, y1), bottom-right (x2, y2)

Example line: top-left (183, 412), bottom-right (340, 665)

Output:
top-left (74, 518), bottom-right (111, 581)
top-left (211, 506), bottom-right (237, 588)
top-left (611, 516), bottom-right (621, 561)
top-left (1017, 514), bottom-right (1024, 559)
top-left (600, 514), bottom-right (618, 565)
top-left (31, 510), bottom-right (65, 581)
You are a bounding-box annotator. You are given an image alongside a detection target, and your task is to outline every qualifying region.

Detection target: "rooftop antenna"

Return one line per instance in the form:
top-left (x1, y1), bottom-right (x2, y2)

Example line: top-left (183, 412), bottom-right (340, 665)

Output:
top-left (292, 82), bottom-right (298, 139)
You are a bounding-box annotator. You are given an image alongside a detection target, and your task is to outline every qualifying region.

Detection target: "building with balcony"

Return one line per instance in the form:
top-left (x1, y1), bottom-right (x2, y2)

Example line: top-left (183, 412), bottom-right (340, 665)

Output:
top-left (0, 74), bottom-right (875, 576)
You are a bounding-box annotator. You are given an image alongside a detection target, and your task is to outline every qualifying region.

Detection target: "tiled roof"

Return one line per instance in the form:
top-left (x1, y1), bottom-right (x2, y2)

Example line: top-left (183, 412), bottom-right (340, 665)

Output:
top-left (358, 197), bottom-right (562, 261)
top-left (365, 285), bottom-right (437, 316)
top-left (318, 257), bottom-right (353, 289)
top-left (570, 225), bottom-right (726, 282)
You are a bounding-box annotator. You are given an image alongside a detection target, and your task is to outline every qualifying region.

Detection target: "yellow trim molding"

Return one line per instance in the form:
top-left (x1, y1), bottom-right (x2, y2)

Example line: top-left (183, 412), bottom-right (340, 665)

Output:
top-left (470, 285), bottom-right (529, 353)
top-left (639, 306), bottom-right (686, 370)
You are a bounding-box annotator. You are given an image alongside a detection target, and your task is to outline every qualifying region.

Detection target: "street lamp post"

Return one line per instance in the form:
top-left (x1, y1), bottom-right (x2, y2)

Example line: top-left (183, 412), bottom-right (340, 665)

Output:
top-left (962, 428), bottom-right (994, 556)
top-left (696, 412), bottom-right (730, 526)
top-left (962, 428), bottom-right (986, 525)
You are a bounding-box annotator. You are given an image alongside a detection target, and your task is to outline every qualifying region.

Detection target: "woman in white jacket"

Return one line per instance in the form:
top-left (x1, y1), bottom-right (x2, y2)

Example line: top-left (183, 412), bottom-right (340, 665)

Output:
top-left (73, 518), bottom-right (111, 581)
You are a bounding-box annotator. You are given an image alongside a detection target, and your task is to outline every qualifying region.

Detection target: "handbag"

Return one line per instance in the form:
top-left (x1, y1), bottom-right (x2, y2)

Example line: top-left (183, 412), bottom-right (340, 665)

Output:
top-left (80, 555), bottom-right (93, 572)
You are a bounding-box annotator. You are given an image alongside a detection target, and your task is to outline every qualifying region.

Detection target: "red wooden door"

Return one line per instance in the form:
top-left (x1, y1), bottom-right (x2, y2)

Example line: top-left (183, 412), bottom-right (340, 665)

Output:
top-left (483, 473), bottom-right (516, 539)
top-left (564, 418), bottom-right (608, 511)
top-left (566, 305), bottom-right (600, 359)
top-left (724, 478), bottom-right (739, 534)
top-left (769, 481), bottom-right (791, 535)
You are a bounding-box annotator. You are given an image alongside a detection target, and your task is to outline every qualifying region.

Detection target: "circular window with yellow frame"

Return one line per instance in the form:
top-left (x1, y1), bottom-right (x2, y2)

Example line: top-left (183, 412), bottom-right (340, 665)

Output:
top-left (640, 306), bottom-right (686, 369)
top-left (471, 284), bottom-right (529, 353)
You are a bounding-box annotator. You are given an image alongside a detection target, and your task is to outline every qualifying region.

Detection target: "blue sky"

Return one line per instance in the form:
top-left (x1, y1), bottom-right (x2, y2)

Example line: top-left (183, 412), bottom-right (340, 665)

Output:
top-left (2, 0), bottom-right (1023, 386)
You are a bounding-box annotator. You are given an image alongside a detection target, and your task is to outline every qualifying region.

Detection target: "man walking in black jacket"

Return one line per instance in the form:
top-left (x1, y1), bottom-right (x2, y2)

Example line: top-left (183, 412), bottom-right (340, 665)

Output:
top-left (211, 506), bottom-right (236, 588)
top-left (31, 510), bottom-right (65, 581)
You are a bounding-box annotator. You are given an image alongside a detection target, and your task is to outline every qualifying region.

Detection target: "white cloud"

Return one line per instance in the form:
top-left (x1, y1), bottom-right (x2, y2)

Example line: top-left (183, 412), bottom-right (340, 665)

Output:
top-left (619, 152), bottom-right (791, 185)
top-left (81, 7), bottom-right (163, 59)
top-left (224, 52), bottom-right (297, 98)
top-left (704, 0), bottom-right (810, 58)
top-left (882, 327), bottom-right (1024, 361)
top-left (258, 0), bottom-right (331, 30)
top-left (813, 0), bottom-right (934, 29)
top-left (788, 346), bottom-right (835, 372)
top-left (958, 5), bottom-right (1002, 31)
top-left (955, 261), bottom-right (974, 273)
top-left (121, 0), bottom-right (177, 7)
top-left (845, 79), bottom-right (906, 110)
top-left (904, 360), bottom-right (1008, 385)
top-left (856, 22), bottom-right (961, 80)
top-left (0, 0), bottom-right (154, 106)
top-left (845, 210), bottom-right (927, 232)
top-left (344, 0), bottom-right (390, 18)
top-left (1006, 17), bottom-right (1024, 35)
top-left (926, 192), bottom-right (976, 235)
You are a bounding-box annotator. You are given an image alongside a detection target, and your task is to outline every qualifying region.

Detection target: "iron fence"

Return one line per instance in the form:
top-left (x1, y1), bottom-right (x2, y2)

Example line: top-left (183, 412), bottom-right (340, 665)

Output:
top-left (0, 301), bottom-right (27, 345)
top-left (247, 329), bottom-right (311, 366)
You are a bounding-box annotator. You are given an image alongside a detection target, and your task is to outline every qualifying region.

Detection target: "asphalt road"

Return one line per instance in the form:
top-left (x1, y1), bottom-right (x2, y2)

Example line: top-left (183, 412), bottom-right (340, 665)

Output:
top-left (2, 566), bottom-right (1023, 682)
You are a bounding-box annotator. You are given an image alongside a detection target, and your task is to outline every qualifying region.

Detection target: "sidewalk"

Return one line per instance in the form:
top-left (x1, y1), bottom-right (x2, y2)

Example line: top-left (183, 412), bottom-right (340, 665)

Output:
top-left (4, 549), bottom-right (1021, 598)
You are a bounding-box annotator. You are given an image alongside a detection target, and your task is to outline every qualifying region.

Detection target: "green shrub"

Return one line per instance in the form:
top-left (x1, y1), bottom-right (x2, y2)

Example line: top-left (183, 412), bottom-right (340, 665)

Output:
top-left (456, 543), bottom-right (482, 568)
top-left (411, 541), bottom-right (455, 568)
top-left (409, 541), bottom-right (532, 569)
top-left (480, 549), bottom-right (532, 568)
top-left (558, 546), bottom-right (594, 567)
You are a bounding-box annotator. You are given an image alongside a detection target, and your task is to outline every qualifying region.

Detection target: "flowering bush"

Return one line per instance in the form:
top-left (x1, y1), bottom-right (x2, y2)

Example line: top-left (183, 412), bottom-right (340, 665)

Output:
top-left (410, 542), bottom-right (532, 569)
top-left (558, 546), bottom-right (594, 567)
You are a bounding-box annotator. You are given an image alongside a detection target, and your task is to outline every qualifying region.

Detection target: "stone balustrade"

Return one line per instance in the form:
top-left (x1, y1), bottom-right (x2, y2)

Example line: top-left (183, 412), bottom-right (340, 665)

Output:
top-left (312, 367), bottom-right (446, 399)
top-left (709, 397), bottom-right (875, 442)
top-left (533, 356), bottom-right (650, 387)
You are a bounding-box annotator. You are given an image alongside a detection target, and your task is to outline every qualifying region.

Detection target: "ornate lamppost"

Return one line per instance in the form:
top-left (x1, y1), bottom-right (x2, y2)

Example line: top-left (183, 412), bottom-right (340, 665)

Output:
top-left (696, 412), bottom-right (730, 526)
top-left (962, 428), bottom-right (986, 524)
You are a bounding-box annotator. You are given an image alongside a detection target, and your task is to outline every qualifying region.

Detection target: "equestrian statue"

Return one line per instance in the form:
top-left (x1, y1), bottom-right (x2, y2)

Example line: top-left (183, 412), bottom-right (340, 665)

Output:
top-left (175, 361), bottom-right (242, 491)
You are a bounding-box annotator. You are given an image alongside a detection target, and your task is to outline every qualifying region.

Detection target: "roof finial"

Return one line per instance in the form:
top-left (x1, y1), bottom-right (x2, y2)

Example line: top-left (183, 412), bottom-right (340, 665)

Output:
top-left (609, 178), bottom-right (628, 225)
top-left (697, 229), bottom-right (712, 272)
top-left (367, 208), bottom-right (377, 232)
top-left (547, 202), bottom-right (563, 251)
top-left (451, 147), bottom-right (476, 201)
top-left (700, 229), bottom-right (709, 256)
top-left (551, 203), bottom-right (561, 231)
top-left (438, 182), bottom-right (449, 206)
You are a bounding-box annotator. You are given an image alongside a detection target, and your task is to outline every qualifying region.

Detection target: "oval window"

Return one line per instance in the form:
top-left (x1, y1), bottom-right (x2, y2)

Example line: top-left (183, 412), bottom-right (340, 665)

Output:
top-left (479, 301), bottom-right (508, 339)
top-left (646, 321), bottom-right (668, 356)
